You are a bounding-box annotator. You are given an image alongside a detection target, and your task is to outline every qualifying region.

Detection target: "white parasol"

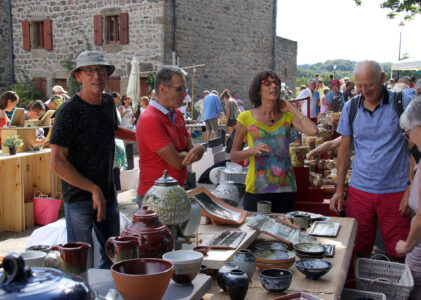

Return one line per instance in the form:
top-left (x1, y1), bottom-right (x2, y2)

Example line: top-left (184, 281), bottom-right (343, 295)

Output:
top-left (126, 56), bottom-right (141, 111)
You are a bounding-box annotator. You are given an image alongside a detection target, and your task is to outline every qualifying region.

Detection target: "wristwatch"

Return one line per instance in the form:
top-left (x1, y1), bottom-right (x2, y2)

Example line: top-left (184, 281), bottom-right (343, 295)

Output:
top-left (407, 180), bottom-right (412, 186)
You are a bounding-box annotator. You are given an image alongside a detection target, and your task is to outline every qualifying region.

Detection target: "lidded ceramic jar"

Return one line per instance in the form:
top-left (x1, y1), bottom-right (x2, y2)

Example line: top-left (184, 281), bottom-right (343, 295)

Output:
top-left (143, 170), bottom-right (191, 226)
top-left (122, 205), bottom-right (173, 258)
top-left (0, 253), bottom-right (95, 300)
top-left (225, 269), bottom-right (249, 300)
top-left (216, 262), bottom-right (239, 291)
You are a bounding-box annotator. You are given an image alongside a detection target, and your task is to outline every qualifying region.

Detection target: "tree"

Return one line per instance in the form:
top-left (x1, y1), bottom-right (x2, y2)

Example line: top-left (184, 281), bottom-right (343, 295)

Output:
top-left (355, 0), bottom-right (421, 20)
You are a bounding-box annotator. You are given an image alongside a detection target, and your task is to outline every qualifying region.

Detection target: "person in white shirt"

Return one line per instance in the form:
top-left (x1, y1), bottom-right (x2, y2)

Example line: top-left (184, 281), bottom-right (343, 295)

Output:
top-left (297, 79), bottom-right (317, 123)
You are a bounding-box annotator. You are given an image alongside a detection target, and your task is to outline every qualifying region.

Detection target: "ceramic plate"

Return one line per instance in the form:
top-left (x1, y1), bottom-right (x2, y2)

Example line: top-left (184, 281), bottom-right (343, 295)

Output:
top-left (294, 243), bottom-right (326, 255)
top-left (308, 221), bottom-right (341, 237)
top-left (255, 242), bottom-right (288, 251)
top-left (207, 230), bottom-right (246, 249)
top-left (285, 211), bottom-right (328, 221)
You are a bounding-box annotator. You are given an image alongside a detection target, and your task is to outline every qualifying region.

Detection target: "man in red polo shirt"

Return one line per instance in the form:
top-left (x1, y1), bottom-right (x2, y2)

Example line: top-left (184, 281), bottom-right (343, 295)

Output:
top-left (135, 65), bottom-right (205, 207)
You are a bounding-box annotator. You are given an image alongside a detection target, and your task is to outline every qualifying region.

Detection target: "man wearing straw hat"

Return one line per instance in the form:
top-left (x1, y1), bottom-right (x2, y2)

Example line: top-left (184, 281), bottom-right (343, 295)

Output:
top-left (50, 51), bottom-right (136, 268)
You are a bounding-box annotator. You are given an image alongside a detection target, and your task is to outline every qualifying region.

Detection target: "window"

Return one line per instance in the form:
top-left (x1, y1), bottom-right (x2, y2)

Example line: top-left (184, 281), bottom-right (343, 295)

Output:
top-left (32, 77), bottom-right (47, 97)
top-left (22, 19), bottom-right (53, 51)
top-left (94, 13), bottom-right (128, 46)
top-left (34, 22), bottom-right (44, 48)
top-left (107, 16), bottom-right (120, 43)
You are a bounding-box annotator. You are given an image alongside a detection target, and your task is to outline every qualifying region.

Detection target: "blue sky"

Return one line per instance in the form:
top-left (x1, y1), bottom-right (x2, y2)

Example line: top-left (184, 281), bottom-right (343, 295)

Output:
top-left (277, 0), bottom-right (421, 64)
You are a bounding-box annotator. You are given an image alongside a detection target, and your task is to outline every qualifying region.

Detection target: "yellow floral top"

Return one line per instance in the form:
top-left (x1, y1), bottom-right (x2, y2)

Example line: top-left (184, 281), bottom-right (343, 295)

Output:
top-left (237, 110), bottom-right (297, 194)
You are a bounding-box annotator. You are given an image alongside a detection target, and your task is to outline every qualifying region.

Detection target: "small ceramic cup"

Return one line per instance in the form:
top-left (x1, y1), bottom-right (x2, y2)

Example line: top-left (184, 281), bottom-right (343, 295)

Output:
top-left (20, 250), bottom-right (47, 267)
top-left (292, 215), bottom-right (310, 229)
top-left (257, 201), bottom-right (271, 214)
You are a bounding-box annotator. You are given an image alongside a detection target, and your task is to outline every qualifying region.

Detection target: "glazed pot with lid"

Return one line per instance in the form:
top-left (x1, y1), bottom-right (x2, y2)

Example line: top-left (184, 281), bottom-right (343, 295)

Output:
top-left (0, 253), bottom-right (95, 299)
top-left (122, 204), bottom-right (174, 258)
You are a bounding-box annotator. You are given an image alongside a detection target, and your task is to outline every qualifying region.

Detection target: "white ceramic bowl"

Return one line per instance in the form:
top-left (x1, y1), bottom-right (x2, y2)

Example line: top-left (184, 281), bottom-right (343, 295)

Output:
top-left (20, 250), bottom-right (47, 267)
top-left (162, 250), bottom-right (203, 284)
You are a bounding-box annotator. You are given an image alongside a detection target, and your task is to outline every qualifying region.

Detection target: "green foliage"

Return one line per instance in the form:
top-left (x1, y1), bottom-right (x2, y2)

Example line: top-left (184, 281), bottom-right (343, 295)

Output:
top-left (11, 67), bottom-right (43, 107)
top-left (355, 0), bottom-right (421, 20)
top-left (3, 135), bottom-right (24, 149)
top-left (146, 72), bottom-right (156, 94)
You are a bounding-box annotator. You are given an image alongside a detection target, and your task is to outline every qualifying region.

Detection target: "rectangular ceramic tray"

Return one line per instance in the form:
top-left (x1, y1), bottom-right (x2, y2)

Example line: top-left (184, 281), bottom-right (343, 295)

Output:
top-left (322, 243), bottom-right (335, 257)
top-left (247, 214), bottom-right (315, 246)
top-left (309, 221), bottom-right (341, 237)
top-left (207, 230), bottom-right (247, 249)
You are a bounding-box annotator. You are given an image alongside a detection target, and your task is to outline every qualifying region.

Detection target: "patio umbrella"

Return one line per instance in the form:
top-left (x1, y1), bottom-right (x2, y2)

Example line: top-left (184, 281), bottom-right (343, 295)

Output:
top-left (126, 56), bottom-right (141, 112)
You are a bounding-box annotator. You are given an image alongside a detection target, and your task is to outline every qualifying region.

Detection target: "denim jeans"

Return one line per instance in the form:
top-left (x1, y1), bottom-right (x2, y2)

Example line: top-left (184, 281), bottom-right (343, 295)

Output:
top-left (136, 193), bottom-right (144, 208)
top-left (64, 196), bottom-right (120, 269)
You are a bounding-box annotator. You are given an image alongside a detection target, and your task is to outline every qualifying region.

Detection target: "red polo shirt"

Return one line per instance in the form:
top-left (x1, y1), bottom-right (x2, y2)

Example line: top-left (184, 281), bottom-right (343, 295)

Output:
top-left (136, 105), bottom-right (189, 195)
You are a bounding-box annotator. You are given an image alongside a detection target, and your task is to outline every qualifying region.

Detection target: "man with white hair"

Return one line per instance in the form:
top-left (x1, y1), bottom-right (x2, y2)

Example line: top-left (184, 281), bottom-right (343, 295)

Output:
top-left (297, 78), bottom-right (317, 123)
top-left (331, 60), bottom-right (415, 261)
top-left (415, 79), bottom-right (421, 96)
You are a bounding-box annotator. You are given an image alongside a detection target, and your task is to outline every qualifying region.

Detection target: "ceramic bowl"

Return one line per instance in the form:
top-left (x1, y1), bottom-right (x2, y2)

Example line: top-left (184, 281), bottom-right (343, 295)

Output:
top-left (259, 268), bottom-right (292, 293)
top-left (294, 259), bottom-right (332, 280)
top-left (255, 242), bottom-right (288, 251)
top-left (294, 243), bottom-right (326, 256)
top-left (295, 251), bottom-right (327, 260)
top-left (25, 245), bottom-right (52, 254)
top-left (254, 250), bottom-right (295, 264)
top-left (111, 258), bottom-right (174, 300)
top-left (193, 246), bottom-right (210, 256)
top-left (20, 250), bottom-right (47, 267)
top-left (162, 250), bottom-right (203, 284)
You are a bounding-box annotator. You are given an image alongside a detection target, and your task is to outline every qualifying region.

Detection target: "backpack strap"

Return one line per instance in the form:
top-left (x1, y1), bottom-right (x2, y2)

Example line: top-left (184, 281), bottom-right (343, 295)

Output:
top-left (348, 94), bottom-right (361, 139)
top-left (392, 91), bottom-right (404, 118)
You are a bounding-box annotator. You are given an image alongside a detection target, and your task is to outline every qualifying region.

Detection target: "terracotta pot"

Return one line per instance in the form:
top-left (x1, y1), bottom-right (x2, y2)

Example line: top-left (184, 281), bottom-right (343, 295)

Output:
top-left (105, 236), bottom-right (139, 263)
top-left (111, 258), bottom-right (173, 300)
top-left (52, 242), bottom-right (90, 275)
top-left (122, 205), bottom-right (173, 258)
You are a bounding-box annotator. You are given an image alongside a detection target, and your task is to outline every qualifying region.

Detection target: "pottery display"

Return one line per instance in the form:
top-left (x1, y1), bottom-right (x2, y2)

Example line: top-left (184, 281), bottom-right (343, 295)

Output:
top-left (234, 249), bottom-right (256, 281)
top-left (52, 242), bottom-right (90, 275)
top-left (259, 268), bottom-right (292, 293)
top-left (111, 258), bottom-right (174, 300)
top-left (295, 251), bottom-right (327, 260)
top-left (254, 250), bottom-right (296, 270)
top-left (294, 259), bottom-right (332, 280)
top-left (208, 230), bottom-right (247, 249)
top-left (292, 215), bottom-right (311, 230)
top-left (122, 205), bottom-right (173, 258)
top-left (216, 262), bottom-right (239, 292)
top-left (162, 250), bottom-right (203, 284)
top-left (257, 200), bottom-right (272, 214)
top-left (105, 236), bottom-right (139, 263)
top-left (255, 242), bottom-right (288, 251)
top-left (0, 253), bottom-right (95, 300)
top-left (225, 269), bottom-right (249, 300)
top-left (213, 181), bottom-right (240, 207)
top-left (19, 250), bottom-right (46, 267)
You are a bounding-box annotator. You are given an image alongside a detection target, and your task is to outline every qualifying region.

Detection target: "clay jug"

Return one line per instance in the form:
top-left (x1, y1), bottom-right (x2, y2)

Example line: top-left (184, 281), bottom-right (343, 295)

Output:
top-left (122, 205), bottom-right (174, 258)
top-left (53, 242), bottom-right (90, 275)
top-left (105, 236), bottom-right (139, 263)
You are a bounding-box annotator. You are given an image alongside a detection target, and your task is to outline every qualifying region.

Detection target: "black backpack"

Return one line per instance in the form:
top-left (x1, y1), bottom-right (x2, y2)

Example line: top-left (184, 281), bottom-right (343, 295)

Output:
top-left (348, 91), bottom-right (403, 141)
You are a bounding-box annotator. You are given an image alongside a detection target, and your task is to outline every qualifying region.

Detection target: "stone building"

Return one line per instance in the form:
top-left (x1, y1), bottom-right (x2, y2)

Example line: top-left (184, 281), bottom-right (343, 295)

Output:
top-left (7, 0), bottom-right (296, 108)
top-left (0, 1), bottom-right (12, 91)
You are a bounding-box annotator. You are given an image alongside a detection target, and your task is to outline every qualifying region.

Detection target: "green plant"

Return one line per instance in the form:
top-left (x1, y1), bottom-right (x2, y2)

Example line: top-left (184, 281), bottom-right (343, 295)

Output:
top-left (3, 135), bottom-right (24, 149)
top-left (11, 67), bottom-right (43, 106)
top-left (146, 72), bottom-right (156, 94)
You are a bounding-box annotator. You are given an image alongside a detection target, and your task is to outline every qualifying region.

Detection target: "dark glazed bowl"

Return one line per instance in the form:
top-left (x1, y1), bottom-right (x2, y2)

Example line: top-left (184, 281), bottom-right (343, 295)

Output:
top-left (193, 246), bottom-right (210, 256)
top-left (294, 259), bottom-right (332, 280)
top-left (293, 243), bottom-right (326, 256)
top-left (111, 258), bottom-right (174, 300)
top-left (259, 268), bottom-right (292, 293)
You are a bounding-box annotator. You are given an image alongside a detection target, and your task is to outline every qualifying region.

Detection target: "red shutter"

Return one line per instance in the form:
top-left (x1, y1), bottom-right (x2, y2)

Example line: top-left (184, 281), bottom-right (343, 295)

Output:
top-left (140, 78), bottom-right (149, 97)
top-left (94, 15), bottom-right (103, 46)
top-left (106, 76), bottom-right (120, 93)
top-left (22, 21), bottom-right (31, 51)
top-left (119, 13), bottom-right (129, 44)
top-left (43, 19), bottom-right (53, 50)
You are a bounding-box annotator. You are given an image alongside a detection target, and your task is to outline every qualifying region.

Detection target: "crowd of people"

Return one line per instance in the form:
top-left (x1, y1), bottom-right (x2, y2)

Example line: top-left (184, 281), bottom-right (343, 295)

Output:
top-left (2, 50), bottom-right (421, 298)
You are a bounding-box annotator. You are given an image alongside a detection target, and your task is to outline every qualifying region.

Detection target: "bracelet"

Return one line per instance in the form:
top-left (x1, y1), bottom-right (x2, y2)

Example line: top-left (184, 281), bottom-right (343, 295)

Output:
top-left (407, 180), bottom-right (412, 186)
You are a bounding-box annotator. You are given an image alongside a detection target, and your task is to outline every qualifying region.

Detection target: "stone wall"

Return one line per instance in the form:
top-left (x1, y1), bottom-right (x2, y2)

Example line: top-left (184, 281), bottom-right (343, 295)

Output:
top-left (11, 0), bottom-right (166, 97)
top-left (0, 1), bottom-right (12, 90)
top-left (276, 36), bottom-right (297, 92)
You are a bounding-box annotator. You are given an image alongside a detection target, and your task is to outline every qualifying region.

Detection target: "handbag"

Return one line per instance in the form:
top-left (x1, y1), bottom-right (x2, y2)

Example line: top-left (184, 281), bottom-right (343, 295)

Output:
top-left (33, 191), bottom-right (62, 226)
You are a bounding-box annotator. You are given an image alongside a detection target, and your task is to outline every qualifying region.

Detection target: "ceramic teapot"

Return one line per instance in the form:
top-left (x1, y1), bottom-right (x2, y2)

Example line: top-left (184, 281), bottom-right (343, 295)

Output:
top-left (122, 205), bottom-right (174, 258)
top-left (0, 253), bottom-right (95, 300)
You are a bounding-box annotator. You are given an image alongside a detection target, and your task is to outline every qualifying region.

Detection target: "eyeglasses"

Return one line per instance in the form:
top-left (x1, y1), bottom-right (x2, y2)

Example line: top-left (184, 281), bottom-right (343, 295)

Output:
top-left (260, 79), bottom-right (281, 87)
top-left (80, 67), bottom-right (108, 76)
top-left (402, 124), bottom-right (421, 141)
top-left (166, 85), bottom-right (186, 93)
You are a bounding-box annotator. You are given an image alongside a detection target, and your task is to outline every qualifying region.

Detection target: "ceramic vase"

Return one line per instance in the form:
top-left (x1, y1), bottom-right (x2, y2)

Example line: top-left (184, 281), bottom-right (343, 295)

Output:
top-left (234, 249), bottom-right (256, 281)
top-left (213, 181), bottom-right (240, 207)
top-left (216, 262), bottom-right (239, 292)
top-left (225, 269), bottom-right (249, 300)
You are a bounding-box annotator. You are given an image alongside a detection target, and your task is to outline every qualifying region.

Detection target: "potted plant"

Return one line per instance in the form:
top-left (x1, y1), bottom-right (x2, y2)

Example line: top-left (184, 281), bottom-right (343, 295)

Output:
top-left (3, 135), bottom-right (24, 155)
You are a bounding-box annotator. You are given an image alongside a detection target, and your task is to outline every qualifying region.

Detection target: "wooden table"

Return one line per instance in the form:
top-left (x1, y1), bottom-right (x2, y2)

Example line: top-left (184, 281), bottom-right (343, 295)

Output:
top-left (194, 216), bottom-right (357, 300)
top-left (0, 149), bottom-right (61, 232)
